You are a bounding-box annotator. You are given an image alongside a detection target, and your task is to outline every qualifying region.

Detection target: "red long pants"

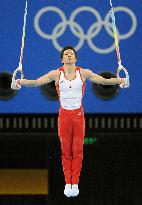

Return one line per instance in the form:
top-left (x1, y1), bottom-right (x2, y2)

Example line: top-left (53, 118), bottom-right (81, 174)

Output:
top-left (58, 106), bottom-right (85, 184)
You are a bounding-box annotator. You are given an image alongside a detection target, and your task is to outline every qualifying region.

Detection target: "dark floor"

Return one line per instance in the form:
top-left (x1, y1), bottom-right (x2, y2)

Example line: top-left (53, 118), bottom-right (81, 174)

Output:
top-left (0, 135), bottom-right (141, 205)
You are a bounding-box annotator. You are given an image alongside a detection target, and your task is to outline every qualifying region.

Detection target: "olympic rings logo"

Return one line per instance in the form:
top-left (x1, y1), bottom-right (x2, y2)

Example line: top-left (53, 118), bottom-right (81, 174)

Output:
top-left (34, 6), bottom-right (137, 54)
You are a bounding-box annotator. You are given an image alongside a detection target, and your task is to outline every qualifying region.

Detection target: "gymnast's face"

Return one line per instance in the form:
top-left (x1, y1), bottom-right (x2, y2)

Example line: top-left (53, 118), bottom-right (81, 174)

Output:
top-left (62, 49), bottom-right (77, 65)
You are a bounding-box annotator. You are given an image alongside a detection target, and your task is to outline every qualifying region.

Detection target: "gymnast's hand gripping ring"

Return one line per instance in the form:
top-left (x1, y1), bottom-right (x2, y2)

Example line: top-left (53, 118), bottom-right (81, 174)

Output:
top-left (11, 64), bottom-right (24, 90)
top-left (117, 65), bottom-right (130, 88)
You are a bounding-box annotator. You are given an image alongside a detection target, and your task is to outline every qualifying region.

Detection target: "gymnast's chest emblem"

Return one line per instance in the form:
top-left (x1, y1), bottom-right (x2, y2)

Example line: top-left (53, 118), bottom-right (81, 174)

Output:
top-left (60, 80), bottom-right (64, 83)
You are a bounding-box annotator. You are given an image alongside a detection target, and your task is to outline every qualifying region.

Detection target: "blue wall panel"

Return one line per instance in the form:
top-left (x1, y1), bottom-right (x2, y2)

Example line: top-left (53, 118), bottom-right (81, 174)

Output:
top-left (0, 0), bottom-right (141, 113)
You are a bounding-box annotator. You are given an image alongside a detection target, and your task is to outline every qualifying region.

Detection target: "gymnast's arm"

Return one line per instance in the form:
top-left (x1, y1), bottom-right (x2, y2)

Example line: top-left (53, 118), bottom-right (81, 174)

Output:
top-left (82, 69), bottom-right (123, 85)
top-left (19, 69), bottom-right (59, 87)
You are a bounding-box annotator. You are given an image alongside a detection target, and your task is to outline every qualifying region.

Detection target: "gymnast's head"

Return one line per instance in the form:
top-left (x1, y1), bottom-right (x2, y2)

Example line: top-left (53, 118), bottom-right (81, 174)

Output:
top-left (60, 46), bottom-right (77, 65)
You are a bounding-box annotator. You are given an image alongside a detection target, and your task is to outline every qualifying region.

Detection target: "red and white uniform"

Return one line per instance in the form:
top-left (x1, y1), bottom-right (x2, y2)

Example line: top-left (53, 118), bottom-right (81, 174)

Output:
top-left (56, 66), bottom-right (85, 184)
